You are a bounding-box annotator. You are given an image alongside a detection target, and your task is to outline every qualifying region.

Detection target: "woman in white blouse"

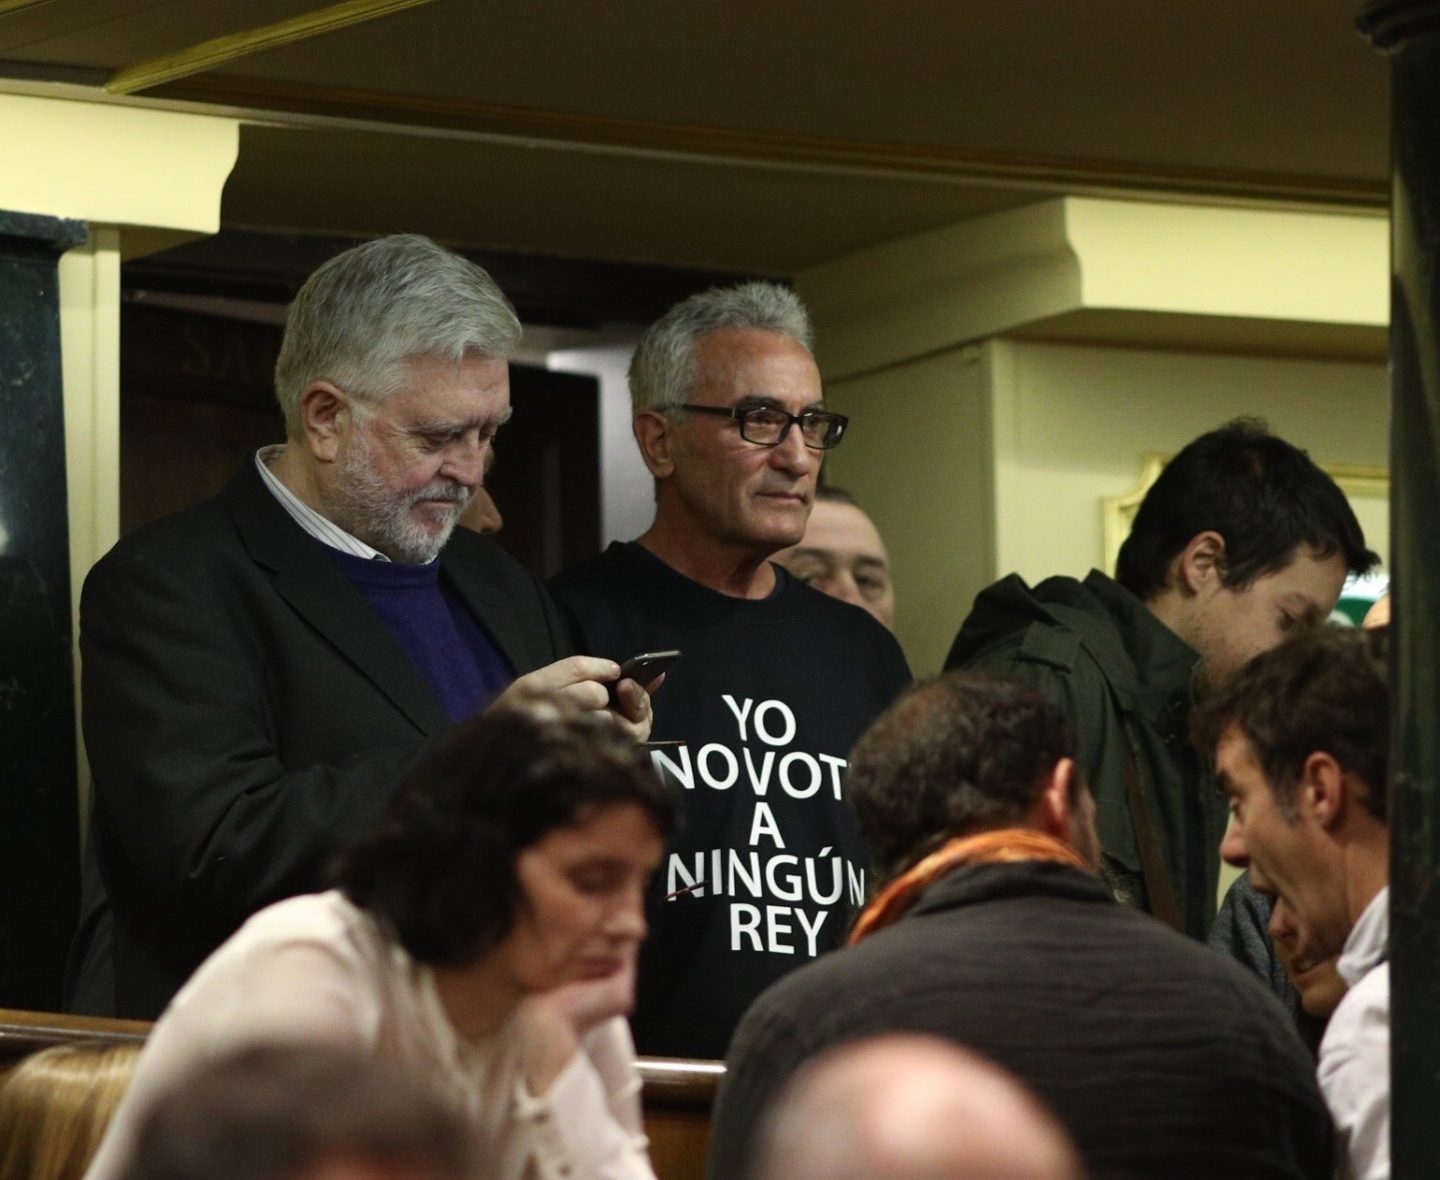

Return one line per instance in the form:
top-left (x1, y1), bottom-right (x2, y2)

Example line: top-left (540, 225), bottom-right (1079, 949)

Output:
top-left (86, 692), bottom-right (675, 1180)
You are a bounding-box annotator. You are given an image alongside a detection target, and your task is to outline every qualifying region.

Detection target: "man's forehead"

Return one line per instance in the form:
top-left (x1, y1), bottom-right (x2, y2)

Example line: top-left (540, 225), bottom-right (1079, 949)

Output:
top-left (388, 374), bottom-right (512, 425)
top-left (390, 352), bottom-right (509, 399)
top-left (693, 329), bottom-right (822, 401)
top-left (804, 501), bottom-right (886, 555)
top-left (1239, 546), bottom-right (1348, 607)
top-left (1215, 723), bottom-right (1262, 782)
top-left (404, 396), bottom-right (512, 422)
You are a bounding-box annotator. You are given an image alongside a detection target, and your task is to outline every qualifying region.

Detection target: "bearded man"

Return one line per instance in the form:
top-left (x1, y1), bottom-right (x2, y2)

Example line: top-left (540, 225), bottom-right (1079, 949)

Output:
top-left (70, 235), bottom-right (652, 1018)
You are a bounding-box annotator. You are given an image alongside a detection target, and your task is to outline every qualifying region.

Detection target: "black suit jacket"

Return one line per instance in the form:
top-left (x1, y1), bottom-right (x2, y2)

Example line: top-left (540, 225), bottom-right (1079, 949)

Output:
top-left (73, 460), bottom-right (571, 1017)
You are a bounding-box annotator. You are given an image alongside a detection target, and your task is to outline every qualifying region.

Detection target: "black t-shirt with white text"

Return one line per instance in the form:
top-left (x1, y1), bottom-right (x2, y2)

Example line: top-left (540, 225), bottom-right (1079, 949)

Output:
top-left (550, 542), bottom-right (911, 1059)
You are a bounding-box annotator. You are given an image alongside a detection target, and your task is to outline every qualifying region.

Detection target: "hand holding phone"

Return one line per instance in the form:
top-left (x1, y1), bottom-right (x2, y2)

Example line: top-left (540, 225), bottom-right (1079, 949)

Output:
top-left (608, 649), bottom-right (681, 707)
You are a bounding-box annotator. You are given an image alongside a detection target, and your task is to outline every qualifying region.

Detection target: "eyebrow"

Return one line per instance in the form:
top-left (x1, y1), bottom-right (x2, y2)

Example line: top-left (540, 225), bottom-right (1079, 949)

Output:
top-left (786, 547), bottom-right (839, 565)
top-left (734, 395), bottom-right (827, 413)
top-left (410, 406), bottom-right (514, 435)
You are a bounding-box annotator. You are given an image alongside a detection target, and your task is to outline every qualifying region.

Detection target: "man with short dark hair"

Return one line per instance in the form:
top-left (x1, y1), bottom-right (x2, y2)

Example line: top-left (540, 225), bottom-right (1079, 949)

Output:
top-left (946, 419), bottom-right (1377, 936)
top-left (1195, 626), bottom-right (1391, 1180)
top-left (773, 486), bottom-right (895, 630)
top-left (708, 672), bottom-right (1334, 1180)
top-left (74, 234), bottom-right (651, 1019)
top-left (551, 282), bottom-right (910, 1059)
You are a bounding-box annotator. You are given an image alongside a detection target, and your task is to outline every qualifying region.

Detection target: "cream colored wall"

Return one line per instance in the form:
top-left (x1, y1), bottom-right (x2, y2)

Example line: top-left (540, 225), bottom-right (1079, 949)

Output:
top-left (798, 197), bottom-right (1390, 675)
top-left (989, 338), bottom-right (1389, 585)
top-left (800, 198), bottom-right (1387, 385)
top-left (822, 346), bottom-right (996, 676)
top-left (0, 93), bottom-right (239, 256)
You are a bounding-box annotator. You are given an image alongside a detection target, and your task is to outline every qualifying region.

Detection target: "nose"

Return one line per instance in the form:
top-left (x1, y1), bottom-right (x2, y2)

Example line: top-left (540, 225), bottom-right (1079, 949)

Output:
top-left (607, 886), bottom-right (648, 943)
top-left (769, 422), bottom-right (816, 475)
top-left (441, 436), bottom-right (487, 488)
top-left (824, 572), bottom-right (867, 612)
top-left (1267, 896), bottom-right (1297, 943)
top-left (471, 488), bottom-right (503, 534)
top-left (1219, 813), bottom-right (1249, 868)
top-left (459, 487), bottom-right (503, 536)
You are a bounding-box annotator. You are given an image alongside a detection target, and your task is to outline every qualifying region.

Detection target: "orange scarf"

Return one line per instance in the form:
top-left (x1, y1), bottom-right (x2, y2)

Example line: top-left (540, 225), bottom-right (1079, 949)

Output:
top-left (848, 829), bottom-right (1089, 945)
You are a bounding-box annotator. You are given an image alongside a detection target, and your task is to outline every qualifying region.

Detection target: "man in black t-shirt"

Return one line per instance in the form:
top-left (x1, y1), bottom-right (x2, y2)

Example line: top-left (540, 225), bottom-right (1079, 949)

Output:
top-left (551, 282), bottom-right (910, 1059)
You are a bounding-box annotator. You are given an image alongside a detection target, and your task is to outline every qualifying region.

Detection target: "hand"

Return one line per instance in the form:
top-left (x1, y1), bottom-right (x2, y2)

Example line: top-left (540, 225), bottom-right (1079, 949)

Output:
top-left (494, 654), bottom-right (617, 713)
top-left (608, 673), bottom-right (657, 743)
top-left (546, 949), bottom-right (638, 1034)
top-left (515, 953), bottom-right (637, 1096)
top-left (493, 657), bottom-right (655, 742)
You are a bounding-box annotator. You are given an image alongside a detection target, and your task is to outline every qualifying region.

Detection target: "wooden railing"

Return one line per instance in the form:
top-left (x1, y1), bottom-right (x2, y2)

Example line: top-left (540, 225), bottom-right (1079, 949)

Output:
top-left (0, 1008), bottom-right (151, 1065)
top-left (0, 1010), bottom-right (721, 1180)
top-left (633, 1056), bottom-right (724, 1180)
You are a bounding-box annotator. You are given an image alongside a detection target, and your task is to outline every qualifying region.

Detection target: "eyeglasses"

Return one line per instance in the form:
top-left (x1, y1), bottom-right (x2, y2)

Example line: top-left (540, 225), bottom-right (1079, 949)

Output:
top-left (678, 404), bottom-right (849, 450)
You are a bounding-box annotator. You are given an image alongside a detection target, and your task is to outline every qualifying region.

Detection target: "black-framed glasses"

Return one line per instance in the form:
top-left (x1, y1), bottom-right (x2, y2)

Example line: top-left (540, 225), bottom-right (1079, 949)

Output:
top-left (678, 404), bottom-right (849, 450)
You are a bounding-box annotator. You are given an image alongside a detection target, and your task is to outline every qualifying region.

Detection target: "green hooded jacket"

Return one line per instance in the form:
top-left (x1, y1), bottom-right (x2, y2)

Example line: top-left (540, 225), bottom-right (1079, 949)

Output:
top-left (946, 569), bottom-right (1227, 939)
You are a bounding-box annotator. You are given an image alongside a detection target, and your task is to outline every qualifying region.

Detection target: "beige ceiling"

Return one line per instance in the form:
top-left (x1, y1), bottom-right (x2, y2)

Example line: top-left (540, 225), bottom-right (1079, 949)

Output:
top-left (0, 0), bottom-right (1391, 273)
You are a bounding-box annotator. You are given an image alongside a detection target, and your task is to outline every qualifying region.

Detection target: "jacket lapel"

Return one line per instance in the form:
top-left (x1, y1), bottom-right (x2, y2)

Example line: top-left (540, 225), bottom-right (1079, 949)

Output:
top-left (221, 461), bottom-right (450, 735)
top-left (439, 535), bottom-right (533, 675)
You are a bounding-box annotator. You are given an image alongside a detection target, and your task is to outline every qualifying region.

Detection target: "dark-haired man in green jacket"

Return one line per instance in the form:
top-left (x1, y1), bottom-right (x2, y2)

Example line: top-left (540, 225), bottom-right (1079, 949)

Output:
top-left (947, 419), bottom-right (1376, 938)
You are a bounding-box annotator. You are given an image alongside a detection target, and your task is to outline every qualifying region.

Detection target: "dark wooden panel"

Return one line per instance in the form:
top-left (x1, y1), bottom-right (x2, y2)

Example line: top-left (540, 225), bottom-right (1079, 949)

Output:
top-left (0, 212), bottom-right (86, 1012)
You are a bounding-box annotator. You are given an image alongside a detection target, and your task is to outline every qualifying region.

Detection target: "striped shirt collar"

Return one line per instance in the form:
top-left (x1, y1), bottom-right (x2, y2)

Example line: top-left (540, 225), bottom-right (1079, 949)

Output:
top-left (253, 445), bottom-right (391, 562)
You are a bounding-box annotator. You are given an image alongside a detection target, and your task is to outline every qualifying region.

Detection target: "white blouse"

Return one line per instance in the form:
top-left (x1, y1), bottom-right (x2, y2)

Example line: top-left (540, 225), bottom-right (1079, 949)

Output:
top-left (84, 891), bottom-right (655, 1180)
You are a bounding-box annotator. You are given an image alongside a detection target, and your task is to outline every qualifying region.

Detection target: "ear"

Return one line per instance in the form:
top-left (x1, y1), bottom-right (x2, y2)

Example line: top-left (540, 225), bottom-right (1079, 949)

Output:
top-left (296, 380), bottom-right (353, 463)
top-left (1031, 757), bottom-right (1077, 841)
top-left (1172, 530), bottom-right (1228, 597)
top-left (1299, 751), bottom-right (1347, 830)
top-left (633, 409), bottom-right (676, 479)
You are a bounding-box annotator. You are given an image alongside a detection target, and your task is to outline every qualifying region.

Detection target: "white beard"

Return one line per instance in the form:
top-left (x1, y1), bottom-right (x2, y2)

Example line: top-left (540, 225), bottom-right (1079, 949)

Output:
top-left (331, 433), bottom-right (473, 564)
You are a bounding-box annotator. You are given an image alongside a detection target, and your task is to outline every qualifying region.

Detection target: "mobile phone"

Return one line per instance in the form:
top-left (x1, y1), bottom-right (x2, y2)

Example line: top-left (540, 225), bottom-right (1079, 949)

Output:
top-left (609, 649), bottom-right (681, 707)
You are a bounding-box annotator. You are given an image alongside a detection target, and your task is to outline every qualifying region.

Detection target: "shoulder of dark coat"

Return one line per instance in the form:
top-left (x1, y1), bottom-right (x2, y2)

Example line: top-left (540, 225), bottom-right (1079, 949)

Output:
top-left (948, 572), bottom-right (1126, 676)
top-left (443, 526), bottom-right (547, 593)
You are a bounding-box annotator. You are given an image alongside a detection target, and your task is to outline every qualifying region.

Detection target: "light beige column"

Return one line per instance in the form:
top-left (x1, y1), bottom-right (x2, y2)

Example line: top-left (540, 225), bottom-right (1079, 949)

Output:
top-left (59, 230), bottom-right (123, 630)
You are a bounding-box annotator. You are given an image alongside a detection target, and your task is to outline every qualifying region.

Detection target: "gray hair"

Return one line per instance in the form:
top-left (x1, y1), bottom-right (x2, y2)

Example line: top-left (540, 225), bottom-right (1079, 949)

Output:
top-left (627, 280), bottom-right (814, 413)
top-left (274, 234), bottom-right (522, 439)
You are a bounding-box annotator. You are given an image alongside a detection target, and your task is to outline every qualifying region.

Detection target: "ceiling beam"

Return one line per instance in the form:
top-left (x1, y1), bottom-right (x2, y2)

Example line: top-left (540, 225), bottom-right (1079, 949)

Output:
top-left (106, 0), bottom-right (436, 95)
top-left (146, 73), bottom-right (1389, 211)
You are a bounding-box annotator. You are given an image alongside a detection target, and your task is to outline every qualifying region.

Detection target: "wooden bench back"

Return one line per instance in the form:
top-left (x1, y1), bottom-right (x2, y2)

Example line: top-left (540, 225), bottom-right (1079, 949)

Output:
top-left (0, 1010), bottom-right (719, 1180)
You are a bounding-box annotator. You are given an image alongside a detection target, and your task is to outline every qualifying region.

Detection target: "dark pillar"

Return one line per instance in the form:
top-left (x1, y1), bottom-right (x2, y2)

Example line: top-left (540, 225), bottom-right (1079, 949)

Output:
top-left (1356, 0), bottom-right (1440, 1169)
top-left (0, 210), bottom-right (87, 1010)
